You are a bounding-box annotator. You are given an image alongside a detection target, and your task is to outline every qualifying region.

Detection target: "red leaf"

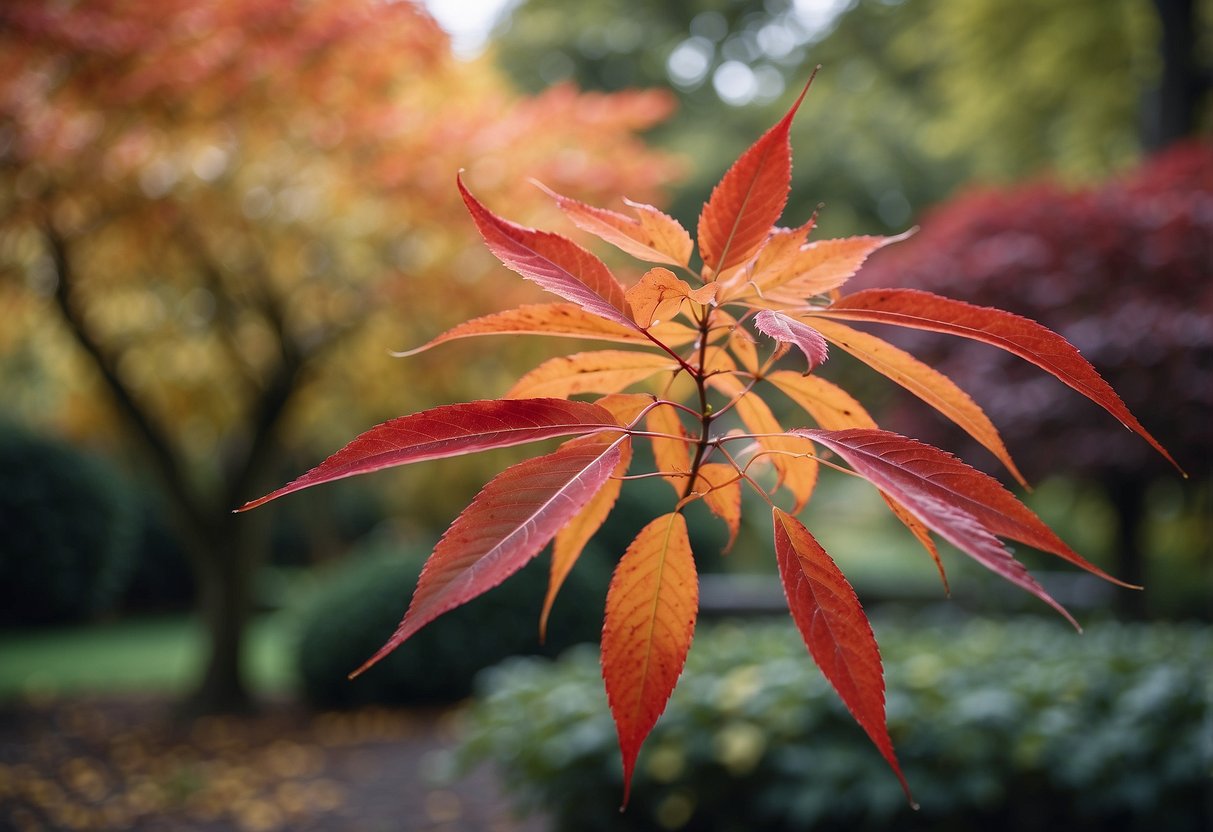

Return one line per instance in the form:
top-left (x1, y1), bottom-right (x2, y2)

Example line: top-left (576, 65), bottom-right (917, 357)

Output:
top-left (601, 511), bottom-right (698, 806)
top-left (794, 428), bottom-right (1135, 624)
top-left (352, 436), bottom-right (627, 676)
top-left (459, 175), bottom-right (635, 328)
top-left (697, 76), bottom-right (812, 277)
top-left (772, 508), bottom-right (913, 803)
top-left (815, 288), bottom-right (1182, 473)
top-left (753, 309), bottom-right (829, 372)
top-left (238, 399), bottom-right (620, 511)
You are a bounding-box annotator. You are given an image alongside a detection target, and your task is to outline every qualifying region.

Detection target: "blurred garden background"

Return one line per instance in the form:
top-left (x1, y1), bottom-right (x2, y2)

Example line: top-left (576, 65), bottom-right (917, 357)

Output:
top-left (0, 0), bottom-right (1210, 830)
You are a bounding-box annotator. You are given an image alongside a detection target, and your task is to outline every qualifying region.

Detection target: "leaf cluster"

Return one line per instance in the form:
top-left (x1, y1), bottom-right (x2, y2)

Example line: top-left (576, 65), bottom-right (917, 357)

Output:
top-left (243, 79), bottom-right (1176, 802)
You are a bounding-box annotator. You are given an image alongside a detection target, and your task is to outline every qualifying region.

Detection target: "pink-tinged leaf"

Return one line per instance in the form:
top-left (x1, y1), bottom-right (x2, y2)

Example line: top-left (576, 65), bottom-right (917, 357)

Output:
top-left (352, 436), bottom-right (627, 677)
top-left (814, 288), bottom-right (1182, 474)
top-left (602, 512), bottom-right (698, 806)
top-left (459, 175), bottom-right (635, 327)
top-left (393, 304), bottom-right (698, 357)
top-left (238, 399), bottom-right (621, 511)
top-left (697, 76), bottom-right (813, 277)
top-left (793, 428), bottom-right (1135, 623)
top-left (807, 317), bottom-right (1027, 487)
top-left (542, 435), bottom-right (633, 640)
top-left (646, 401), bottom-right (692, 494)
top-left (506, 351), bottom-right (679, 400)
top-left (772, 508), bottom-right (914, 803)
top-left (753, 310), bottom-right (829, 373)
top-left (757, 232), bottom-right (913, 302)
top-left (540, 183), bottom-right (693, 267)
top-left (692, 463), bottom-right (742, 551)
top-left (626, 268), bottom-right (718, 328)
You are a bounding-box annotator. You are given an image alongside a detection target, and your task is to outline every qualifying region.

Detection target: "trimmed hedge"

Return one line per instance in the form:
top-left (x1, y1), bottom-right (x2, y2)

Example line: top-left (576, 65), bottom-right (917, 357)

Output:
top-left (0, 430), bottom-right (137, 624)
top-left (457, 614), bottom-right (1211, 832)
top-left (294, 538), bottom-right (612, 707)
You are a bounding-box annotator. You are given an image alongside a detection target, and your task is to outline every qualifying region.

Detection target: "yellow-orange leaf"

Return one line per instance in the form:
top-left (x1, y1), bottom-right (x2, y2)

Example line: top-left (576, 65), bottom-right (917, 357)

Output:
top-left (711, 375), bottom-right (817, 511)
top-left (757, 233), bottom-right (911, 303)
top-left (728, 325), bottom-right (760, 375)
top-left (807, 317), bottom-right (1027, 487)
top-left (626, 268), bottom-right (717, 328)
top-left (602, 512), bottom-right (698, 805)
top-left (506, 351), bottom-right (678, 399)
top-left (594, 393), bottom-right (657, 427)
top-left (692, 462), bottom-right (742, 551)
top-left (541, 184), bottom-right (693, 267)
top-left (542, 435), bottom-right (633, 639)
top-left (716, 219), bottom-right (816, 301)
top-left (393, 303), bottom-right (696, 356)
top-left (646, 401), bottom-right (692, 494)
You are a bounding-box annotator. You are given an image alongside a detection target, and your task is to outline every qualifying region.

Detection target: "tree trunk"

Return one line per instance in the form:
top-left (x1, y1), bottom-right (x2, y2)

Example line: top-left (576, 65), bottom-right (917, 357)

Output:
top-left (1107, 475), bottom-right (1148, 620)
top-left (185, 515), bottom-right (264, 714)
top-left (1145, 0), bottom-right (1206, 150)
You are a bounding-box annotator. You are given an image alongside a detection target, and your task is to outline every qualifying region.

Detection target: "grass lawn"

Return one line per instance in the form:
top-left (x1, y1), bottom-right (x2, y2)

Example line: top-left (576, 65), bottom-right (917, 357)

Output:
top-left (0, 612), bottom-right (295, 701)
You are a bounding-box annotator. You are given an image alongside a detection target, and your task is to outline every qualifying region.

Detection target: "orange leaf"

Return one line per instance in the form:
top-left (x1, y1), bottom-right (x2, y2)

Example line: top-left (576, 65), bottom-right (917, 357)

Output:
top-left (506, 351), bottom-right (678, 399)
top-left (697, 77), bottom-right (812, 277)
top-left (815, 288), bottom-right (1183, 474)
top-left (766, 371), bottom-right (877, 430)
top-left (646, 401), bottom-right (692, 493)
top-left (393, 303), bottom-right (697, 356)
top-left (601, 511), bottom-right (698, 805)
top-left (626, 268), bottom-right (717, 328)
top-left (594, 392), bottom-right (658, 427)
top-left (727, 325), bottom-right (760, 375)
top-left (717, 219), bottom-right (817, 301)
top-left (692, 462), bottom-right (742, 551)
top-left (807, 317), bottom-right (1027, 487)
top-left (459, 175), bottom-right (635, 327)
top-left (772, 508), bottom-right (913, 803)
top-left (540, 184), bottom-right (693, 267)
top-left (542, 435), bottom-right (633, 640)
top-left (352, 436), bottom-right (626, 676)
top-left (756, 232), bottom-right (911, 302)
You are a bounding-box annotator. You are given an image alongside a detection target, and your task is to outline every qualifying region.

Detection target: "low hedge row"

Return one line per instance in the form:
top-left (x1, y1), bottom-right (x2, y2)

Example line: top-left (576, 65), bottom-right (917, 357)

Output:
top-left (457, 614), bottom-right (1210, 832)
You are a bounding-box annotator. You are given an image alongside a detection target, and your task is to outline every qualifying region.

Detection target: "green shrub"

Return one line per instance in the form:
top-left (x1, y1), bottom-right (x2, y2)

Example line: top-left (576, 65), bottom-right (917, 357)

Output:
top-left (458, 614), bottom-right (1211, 832)
top-left (294, 536), bottom-right (611, 707)
top-left (0, 429), bottom-right (137, 625)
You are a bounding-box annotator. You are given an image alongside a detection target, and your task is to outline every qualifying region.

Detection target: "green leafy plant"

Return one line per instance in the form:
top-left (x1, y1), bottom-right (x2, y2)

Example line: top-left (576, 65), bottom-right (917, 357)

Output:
top-left (241, 78), bottom-right (1178, 802)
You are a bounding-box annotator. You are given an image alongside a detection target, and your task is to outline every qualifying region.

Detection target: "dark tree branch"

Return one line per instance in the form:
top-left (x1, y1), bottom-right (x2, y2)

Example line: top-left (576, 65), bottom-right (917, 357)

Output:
top-left (42, 219), bottom-right (208, 534)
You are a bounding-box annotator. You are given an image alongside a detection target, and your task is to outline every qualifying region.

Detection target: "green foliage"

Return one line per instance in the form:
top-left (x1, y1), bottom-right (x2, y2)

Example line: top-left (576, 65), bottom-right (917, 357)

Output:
top-left (294, 538), bottom-right (611, 707)
top-left (458, 615), bottom-right (1210, 831)
top-left (0, 430), bottom-right (138, 625)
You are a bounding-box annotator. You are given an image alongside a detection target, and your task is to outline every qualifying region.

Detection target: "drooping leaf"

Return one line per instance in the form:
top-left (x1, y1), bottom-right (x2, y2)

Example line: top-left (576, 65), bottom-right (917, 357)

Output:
top-left (237, 399), bottom-right (621, 511)
top-left (540, 184), bottom-right (693, 267)
top-left (646, 400), bottom-right (692, 493)
top-left (692, 463), bottom-right (742, 551)
top-left (542, 435), bottom-right (633, 640)
top-left (808, 317), bottom-right (1027, 487)
top-left (793, 428), bottom-right (1136, 623)
top-left (711, 375), bottom-right (817, 511)
top-left (393, 303), bottom-right (697, 357)
top-left (814, 288), bottom-right (1182, 473)
top-left (506, 351), bottom-right (679, 399)
top-left (601, 511), bottom-right (698, 805)
top-left (772, 508), bottom-right (913, 803)
top-left (753, 310), bottom-right (829, 373)
top-left (352, 436), bottom-right (626, 676)
top-left (756, 232), bottom-right (912, 302)
top-left (458, 175), bottom-right (635, 327)
top-left (696, 77), bottom-right (812, 277)
top-left (626, 268), bottom-right (717, 328)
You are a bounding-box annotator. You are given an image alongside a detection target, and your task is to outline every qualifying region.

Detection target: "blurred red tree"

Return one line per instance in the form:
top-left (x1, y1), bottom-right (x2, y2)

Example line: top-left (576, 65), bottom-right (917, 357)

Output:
top-left (855, 142), bottom-right (1212, 611)
top-left (0, 0), bottom-right (681, 710)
